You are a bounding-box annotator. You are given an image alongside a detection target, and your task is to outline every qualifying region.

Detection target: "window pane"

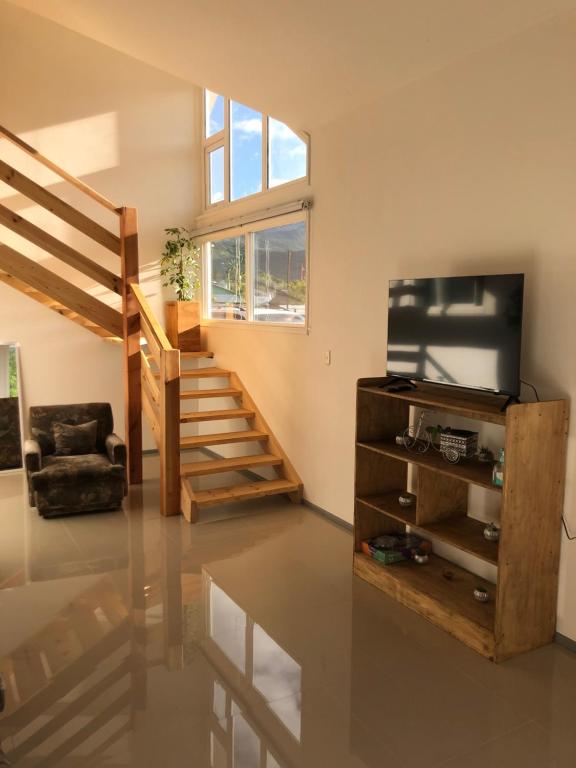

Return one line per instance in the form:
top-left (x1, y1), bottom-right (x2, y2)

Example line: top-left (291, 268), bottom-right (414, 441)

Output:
top-left (253, 222), bottom-right (306, 324)
top-left (268, 119), bottom-right (307, 188)
top-left (230, 101), bottom-right (262, 201)
top-left (209, 146), bottom-right (224, 204)
top-left (205, 90), bottom-right (224, 137)
top-left (209, 235), bottom-right (247, 320)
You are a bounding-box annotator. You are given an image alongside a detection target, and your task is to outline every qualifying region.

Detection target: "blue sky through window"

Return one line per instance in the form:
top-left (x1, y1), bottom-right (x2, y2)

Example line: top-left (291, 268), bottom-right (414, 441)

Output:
top-left (209, 146), bottom-right (224, 203)
top-left (230, 101), bottom-right (262, 201)
top-left (206, 91), bottom-right (224, 137)
top-left (268, 119), bottom-right (307, 188)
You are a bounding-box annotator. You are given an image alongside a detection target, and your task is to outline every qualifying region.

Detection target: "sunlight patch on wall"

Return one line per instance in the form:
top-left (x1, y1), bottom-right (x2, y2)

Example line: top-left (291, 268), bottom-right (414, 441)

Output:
top-left (0, 112), bottom-right (119, 200)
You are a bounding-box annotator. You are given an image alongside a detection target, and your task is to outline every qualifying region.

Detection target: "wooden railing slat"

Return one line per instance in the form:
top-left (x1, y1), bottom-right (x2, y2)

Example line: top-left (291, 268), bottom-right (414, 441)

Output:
top-left (0, 243), bottom-right (123, 336)
top-left (0, 203), bottom-right (121, 294)
top-left (0, 124), bottom-right (120, 213)
top-left (141, 350), bottom-right (160, 407)
top-left (160, 348), bottom-right (181, 516)
top-left (0, 159), bottom-right (121, 254)
top-left (142, 388), bottom-right (161, 448)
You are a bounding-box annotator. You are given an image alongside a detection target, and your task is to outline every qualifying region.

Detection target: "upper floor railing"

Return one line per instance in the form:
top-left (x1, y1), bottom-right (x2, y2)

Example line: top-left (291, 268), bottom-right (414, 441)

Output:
top-left (0, 122), bottom-right (143, 484)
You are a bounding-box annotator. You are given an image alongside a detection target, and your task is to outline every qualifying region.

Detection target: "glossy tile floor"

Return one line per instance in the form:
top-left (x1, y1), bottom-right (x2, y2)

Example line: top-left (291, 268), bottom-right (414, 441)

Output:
top-left (1, 457), bottom-right (576, 767)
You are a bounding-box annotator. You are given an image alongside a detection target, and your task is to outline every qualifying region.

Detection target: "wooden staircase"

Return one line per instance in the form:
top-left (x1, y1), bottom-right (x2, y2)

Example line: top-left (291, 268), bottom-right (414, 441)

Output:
top-left (0, 122), bottom-right (303, 521)
top-left (146, 350), bottom-right (302, 522)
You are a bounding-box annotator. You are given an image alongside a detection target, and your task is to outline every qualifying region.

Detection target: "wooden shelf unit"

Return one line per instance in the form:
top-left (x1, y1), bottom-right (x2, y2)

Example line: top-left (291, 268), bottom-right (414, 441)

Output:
top-left (354, 378), bottom-right (569, 661)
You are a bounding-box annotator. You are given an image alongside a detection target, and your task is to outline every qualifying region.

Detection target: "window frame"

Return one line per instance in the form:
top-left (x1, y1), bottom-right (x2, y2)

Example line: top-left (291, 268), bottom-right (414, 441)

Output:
top-left (199, 210), bottom-right (309, 333)
top-left (202, 91), bottom-right (309, 211)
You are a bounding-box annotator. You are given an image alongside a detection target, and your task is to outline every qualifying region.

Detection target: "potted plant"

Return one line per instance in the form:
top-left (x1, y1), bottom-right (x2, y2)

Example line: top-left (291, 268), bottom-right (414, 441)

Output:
top-left (160, 227), bottom-right (202, 351)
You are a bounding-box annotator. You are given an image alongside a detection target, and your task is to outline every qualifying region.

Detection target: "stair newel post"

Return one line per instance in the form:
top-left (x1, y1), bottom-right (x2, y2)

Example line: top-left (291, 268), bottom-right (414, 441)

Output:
top-left (159, 347), bottom-right (181, 515)
top-left (120, 206), bottom-right (143, 485)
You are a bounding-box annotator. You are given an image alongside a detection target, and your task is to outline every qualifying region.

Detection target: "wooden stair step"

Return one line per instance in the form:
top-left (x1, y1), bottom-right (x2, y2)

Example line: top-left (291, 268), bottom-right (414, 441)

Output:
top-left (180, 430), bottom-right (268, 449)
top-left (180, 387), bottom-right (242, 400)
top-left (180, 408), bottom-right (255, 423)
top-left (181, 453), bottom-right (282, 477)
top-left (194, 479), bottom-right (300, 507)
top-left (154, 367), bottom-right (230, 379)
top-left (181, 350), bottom-right (214, 359)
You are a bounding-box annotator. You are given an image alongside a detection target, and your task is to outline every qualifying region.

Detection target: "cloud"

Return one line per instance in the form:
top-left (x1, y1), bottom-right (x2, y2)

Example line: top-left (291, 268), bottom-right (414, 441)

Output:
top-left (234, 118), bottom-right (262, 135)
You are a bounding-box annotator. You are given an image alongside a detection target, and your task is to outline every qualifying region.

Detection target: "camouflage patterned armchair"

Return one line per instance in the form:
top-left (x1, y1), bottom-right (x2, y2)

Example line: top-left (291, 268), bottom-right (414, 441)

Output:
top-left (25, 403), bottom-right (127, 518)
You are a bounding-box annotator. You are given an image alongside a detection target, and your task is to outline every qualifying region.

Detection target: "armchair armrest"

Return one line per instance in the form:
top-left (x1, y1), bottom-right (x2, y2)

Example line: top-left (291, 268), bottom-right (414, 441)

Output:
top-left (24, 439), bottom-right (42, 473)
top-left (106, 433), bottom-right (126, 466)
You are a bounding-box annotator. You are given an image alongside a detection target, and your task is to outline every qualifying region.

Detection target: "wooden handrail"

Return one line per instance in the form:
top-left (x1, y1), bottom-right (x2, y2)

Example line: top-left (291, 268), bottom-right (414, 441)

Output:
top-left (0, 123), bottom-right (120, 213)
top-left (130, 282), bottom-right (180, 516)
top-left (131, 283), bottom-right (173, 353)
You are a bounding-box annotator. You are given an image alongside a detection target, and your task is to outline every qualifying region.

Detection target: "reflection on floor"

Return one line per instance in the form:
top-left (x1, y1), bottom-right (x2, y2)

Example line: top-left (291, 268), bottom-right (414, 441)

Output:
top-left (0, 455), bottom-right (576, 767)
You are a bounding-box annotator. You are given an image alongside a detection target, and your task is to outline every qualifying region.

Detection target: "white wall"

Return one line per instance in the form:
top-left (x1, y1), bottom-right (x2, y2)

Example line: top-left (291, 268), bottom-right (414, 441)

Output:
top-left (202, 15), bottom-right (576, 640)
top-left (0, 1), bottom-right (202, 440)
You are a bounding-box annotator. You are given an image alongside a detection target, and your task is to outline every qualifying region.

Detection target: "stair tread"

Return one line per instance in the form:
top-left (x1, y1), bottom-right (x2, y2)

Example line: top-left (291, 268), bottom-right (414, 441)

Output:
top-left (181, 453), bottom-right (282, 477)
top-left (154, 367), bottom-right (230, 379)
top-left (180, 430), bottom-right (268, 448)
top-left (180, 408), bottom-right (255, 423)
top-left (180, 350), bottom-right (214, 358)
top-left (180, 387), bottom-right (242, 399)
top-left (192, 478), bottom-right (300, 507)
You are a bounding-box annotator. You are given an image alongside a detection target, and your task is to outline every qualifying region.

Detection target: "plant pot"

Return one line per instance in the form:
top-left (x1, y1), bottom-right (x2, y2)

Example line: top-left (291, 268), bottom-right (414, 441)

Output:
top-left (165, 301), bottom-right (201, 352)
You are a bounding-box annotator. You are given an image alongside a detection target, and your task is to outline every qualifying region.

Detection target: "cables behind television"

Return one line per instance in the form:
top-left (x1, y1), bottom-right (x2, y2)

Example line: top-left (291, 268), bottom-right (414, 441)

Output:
top-left (520, 379), bottom-right (540, 402)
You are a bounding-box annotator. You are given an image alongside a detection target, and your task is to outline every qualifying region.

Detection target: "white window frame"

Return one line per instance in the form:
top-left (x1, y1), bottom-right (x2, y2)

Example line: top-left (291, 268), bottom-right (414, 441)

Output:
top-left (202, 91), bottom-right (310, 210)
top-left (199, 210), bottom-right (309, 333)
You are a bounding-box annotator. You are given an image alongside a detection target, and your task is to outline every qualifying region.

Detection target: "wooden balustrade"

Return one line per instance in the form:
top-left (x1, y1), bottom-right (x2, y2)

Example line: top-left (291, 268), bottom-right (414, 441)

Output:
top-left (0, 122), bottom-right (143, 488)
top-left (131, 284), bottom-right (180, 516)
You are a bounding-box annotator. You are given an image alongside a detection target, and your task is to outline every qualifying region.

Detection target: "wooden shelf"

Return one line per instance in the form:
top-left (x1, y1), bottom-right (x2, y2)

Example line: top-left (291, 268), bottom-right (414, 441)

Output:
top-left (357, 493), bottom-right (499, 565)
top-left (358, 382), bottom-right (507, 425)
top-left (357, 439), bottom-right (500, 492)
top-left (354, 379), bottom-right (569, 660)
top-left (354, 551), bottom-right (496, 658)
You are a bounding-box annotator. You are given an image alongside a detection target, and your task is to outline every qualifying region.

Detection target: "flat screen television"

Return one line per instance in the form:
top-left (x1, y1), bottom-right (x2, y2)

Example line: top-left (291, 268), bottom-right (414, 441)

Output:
top-left (387, 274), bottom-right (524, 396)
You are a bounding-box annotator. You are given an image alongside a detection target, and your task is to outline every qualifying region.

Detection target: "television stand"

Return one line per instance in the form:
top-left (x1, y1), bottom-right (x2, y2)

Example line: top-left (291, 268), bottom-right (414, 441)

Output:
top-left (353, 377), bottom-right (568, 661)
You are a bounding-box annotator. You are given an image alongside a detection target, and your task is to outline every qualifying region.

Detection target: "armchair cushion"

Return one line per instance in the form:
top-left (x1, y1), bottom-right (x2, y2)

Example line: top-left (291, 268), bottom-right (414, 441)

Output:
top-left (106, 433), bottom-right (126, 466)
top-left (53, 420), bottom-right (98, 456)
top-left (31, 454), bottom-right (125, 491)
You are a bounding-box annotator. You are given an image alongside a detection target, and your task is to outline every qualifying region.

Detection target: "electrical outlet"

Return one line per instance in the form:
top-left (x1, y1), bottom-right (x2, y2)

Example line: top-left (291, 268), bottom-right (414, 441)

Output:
top-left (324, 350), bottom-right (332, 366)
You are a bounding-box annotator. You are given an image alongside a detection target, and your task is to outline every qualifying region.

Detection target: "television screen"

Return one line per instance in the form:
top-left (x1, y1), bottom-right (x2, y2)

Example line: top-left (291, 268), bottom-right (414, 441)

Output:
top-left (387, 274), bottom-right (524, 396)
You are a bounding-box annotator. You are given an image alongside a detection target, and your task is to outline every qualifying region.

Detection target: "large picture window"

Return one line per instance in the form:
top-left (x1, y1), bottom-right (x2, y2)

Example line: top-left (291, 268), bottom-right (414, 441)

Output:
top-left (203, 214), bottom-right (307, 327)
top-left (203, 90), bottom-right (308, 209)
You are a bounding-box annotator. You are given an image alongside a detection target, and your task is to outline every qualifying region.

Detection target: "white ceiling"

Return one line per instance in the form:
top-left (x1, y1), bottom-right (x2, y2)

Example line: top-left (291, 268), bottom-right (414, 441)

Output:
top-left (7, 0), bottom-right (576, 130)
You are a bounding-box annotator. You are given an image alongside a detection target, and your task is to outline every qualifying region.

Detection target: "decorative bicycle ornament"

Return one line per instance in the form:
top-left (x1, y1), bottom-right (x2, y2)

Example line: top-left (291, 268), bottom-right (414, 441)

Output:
top-left (402, 413), bottom-right (466, 464)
